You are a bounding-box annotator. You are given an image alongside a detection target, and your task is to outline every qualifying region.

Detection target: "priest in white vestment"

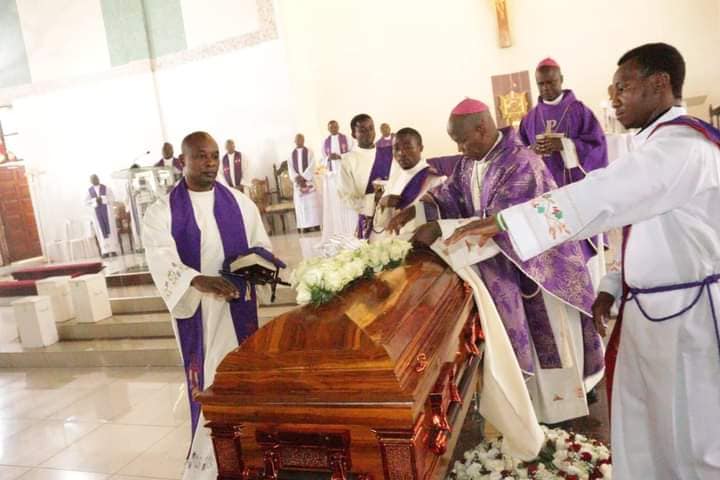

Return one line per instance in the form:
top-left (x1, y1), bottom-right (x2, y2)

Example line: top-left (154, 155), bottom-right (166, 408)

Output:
top-left (320, 120), bottom-right (356, 240)
top-left (85, 174), bottom-right (120, 257)
top-left (143, 132), bottom-right (280, 480)
top-left (288, 134), bottom-right (321, 232)
top-left (338, 114), bottom-right (394, 239)
top-left (371, 127), bottom-right (445, 241)
top-left (446, 44), bottom-right (720, 480)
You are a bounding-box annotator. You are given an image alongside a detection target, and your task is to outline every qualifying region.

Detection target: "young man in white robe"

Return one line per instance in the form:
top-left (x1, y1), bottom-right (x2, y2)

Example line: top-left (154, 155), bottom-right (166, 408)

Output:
top-left (288, 133), bottom-right (321, 233)
top-left (371, 127), bottom-right (444, 240)
top-left (446, 43), bottom-right (720, 479)
top-left (338, 114), bottom-right (394, 239)
top-left (142, 131), bottom-right (281, 480)
top-left (85, 174), bottom-right (120, 258)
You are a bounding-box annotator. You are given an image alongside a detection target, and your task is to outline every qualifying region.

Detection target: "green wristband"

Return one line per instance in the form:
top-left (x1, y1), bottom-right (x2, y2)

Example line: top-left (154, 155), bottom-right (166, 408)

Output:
top-left (495, 213), bottom-right (507, 232)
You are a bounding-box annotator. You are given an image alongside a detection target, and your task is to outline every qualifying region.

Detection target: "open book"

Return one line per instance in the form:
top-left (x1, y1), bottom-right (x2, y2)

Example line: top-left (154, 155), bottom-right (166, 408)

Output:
top-left (220, 248), bottom-right (289, 303)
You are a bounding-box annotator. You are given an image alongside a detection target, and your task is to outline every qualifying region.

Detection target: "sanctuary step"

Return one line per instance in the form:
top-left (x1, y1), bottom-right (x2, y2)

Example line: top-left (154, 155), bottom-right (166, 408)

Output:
top-left (0, 302), bottom-right (297, 367)
top-left (0, 337), bottom-right (181, 368)
top-left (109, 286), bottom-right (297, 315)
top-left (58, 305), bottom-right (296, 341)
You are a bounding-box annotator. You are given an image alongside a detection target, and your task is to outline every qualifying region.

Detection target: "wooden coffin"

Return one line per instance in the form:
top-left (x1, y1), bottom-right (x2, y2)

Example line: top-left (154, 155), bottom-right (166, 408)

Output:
top-left (197, 249), bottom-right (485, 480)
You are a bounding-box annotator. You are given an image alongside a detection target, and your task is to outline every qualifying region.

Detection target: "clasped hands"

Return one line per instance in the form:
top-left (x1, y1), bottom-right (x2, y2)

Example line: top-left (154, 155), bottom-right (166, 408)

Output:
top-left (532, 136), bottom-right (563, 156)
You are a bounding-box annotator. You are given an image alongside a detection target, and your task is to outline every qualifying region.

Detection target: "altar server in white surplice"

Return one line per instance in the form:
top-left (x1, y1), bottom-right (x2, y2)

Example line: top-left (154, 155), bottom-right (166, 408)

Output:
top-left (443, 44), bottom-right (720, 480)
top-left (288, 133), bottom-right (321, 232)
top-left (320, 120), bottom-right (357, 240)
top-left (142, 131), bottom-right (282, 480)
top-left (371, 127), bottom-right (444, 241)
top-left (338, 114), bottom-right (394, 239)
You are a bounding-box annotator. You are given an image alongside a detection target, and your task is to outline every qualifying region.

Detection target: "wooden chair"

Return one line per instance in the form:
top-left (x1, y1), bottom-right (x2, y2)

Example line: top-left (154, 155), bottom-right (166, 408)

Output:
top-left (249, 178), bottom-right (274, 234)
top-left (710, 104), bottom-right (720, 129)
top-left (265, 165), bottom-right (296, 234)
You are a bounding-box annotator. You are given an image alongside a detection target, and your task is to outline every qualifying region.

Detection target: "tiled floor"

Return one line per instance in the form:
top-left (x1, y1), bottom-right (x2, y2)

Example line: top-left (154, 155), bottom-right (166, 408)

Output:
top-left (0, 232), bottom-right (320, 479)
top-left (0, 367), bottom-right (189, 480)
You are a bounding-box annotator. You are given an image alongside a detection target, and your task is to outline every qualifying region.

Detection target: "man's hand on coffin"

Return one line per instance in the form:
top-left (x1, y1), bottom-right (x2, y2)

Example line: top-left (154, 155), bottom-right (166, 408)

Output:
top-left (411, 221), bottom-right (441, 247)
top-left (591, 291), bottom-right (615, 337)
top-left (387, 206), bottom-right (416, 234)
top-left (191, 275), bottom-right (240, 300)
top-left (444, 217), bottom-right (499, 247)
top-left (329, 153), bottom-right (342, 160)
top-left (379, 194), bottom-right (401, 210)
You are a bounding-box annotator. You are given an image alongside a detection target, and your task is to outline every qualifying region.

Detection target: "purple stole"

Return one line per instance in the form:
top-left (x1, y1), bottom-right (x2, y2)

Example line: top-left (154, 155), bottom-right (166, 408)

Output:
top-left (291, 147), bottom-right (309, 173)
top-left (357, 146), bottom-right (394, 239)
top-left (397, 167), bottom-right (431, 210)
top-left (651, 115), bottom-right (720, 145)
top-left (155, 157), bottom-right (183, 171)
top-left (169, 180), bottom-right (259, 442)
top-left (424, 128), bottom-right (603, 377)
top-left (88, 184), bottom-right (110, 238)
top-left (375, 134), bottom-right (395, 149)
top-left (222, 152), bottom-right (243, 187)
top-left (323, 134), bottom-right (349, 171)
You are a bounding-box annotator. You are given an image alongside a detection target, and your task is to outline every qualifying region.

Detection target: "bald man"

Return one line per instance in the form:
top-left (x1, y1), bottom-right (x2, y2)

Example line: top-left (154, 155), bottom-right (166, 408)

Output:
top-left (375, 122), bottom-right (395, 148)
top-left (288, 133), bottom-right (321, 232)
top-left (389, 99), bottom-right (603, 428)
top-left (142, 132), bottom-right (281, 480)
top-left (154, 142), bottom-right (184, 177)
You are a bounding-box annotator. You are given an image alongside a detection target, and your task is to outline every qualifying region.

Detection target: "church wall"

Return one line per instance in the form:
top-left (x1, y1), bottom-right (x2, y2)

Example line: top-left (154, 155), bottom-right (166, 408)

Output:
top-left (0, 0), bottom-right (718, 254)
top-left (277, 0), bottom-right (720, 158)
top-left (0, 0), bottom-right (295, 254)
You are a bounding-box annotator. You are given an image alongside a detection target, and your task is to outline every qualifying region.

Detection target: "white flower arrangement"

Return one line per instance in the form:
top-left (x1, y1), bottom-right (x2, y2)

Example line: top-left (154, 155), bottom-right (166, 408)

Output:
top-left (450, 426), bottom-right (612, 480)
top-left (291, 238), bottom-right (413, 306)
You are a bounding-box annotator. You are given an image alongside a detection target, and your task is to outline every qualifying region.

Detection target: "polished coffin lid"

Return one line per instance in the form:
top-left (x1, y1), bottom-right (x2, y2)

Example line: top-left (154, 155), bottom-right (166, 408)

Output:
top-left (198, 249), bottom-right (475, 429)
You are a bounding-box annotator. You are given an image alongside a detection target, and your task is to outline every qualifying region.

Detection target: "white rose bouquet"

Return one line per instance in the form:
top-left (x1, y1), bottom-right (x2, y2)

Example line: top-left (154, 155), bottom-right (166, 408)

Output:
top-left (291, 239), bottom-right (413, 306)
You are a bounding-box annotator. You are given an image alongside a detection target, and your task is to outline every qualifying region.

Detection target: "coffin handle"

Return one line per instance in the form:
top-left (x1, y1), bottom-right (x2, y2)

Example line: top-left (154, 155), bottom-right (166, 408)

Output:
top-left (414, 353), bottom-right (429, 373)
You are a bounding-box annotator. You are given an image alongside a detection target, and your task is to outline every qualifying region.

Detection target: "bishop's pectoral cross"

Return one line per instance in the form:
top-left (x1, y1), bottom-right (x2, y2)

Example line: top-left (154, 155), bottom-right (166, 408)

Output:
top-left (494, 0), bottom-right (512, 48)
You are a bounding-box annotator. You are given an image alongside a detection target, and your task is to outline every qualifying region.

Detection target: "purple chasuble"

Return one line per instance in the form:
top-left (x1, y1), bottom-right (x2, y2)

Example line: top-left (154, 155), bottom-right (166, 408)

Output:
top-left (427, 154), bottom-right (463, 177)
top-left (518, 90), bottom-right (609, 260)
top-left (222, 152), bottom-right (243, 187)
top-left (169, 179), bottom-right (261, 443)
top-left (323, 134), bottom-right (350, 172)
top-left (424, 128), bottom-right (603, 378)
top-left (291, 147), bottom-right (309, 173)
top-left (88, 184), bottom-right (110, 238)
top-left (357, 146), bottom-right (394, 239)
top-left (397, 167), bottom-right (432, 210)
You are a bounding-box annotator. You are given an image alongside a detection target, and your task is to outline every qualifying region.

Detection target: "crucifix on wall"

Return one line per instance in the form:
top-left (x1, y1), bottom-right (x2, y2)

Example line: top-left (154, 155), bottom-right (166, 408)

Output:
top-left (494, 0), bottom-right (512, 48)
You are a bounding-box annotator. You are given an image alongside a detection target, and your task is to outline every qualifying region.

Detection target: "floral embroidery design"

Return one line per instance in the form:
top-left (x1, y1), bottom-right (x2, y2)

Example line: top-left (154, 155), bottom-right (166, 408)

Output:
top-left (163, 261), bottom-right (189, 299)
top-left (531, 193), bottom-right (571, 239)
